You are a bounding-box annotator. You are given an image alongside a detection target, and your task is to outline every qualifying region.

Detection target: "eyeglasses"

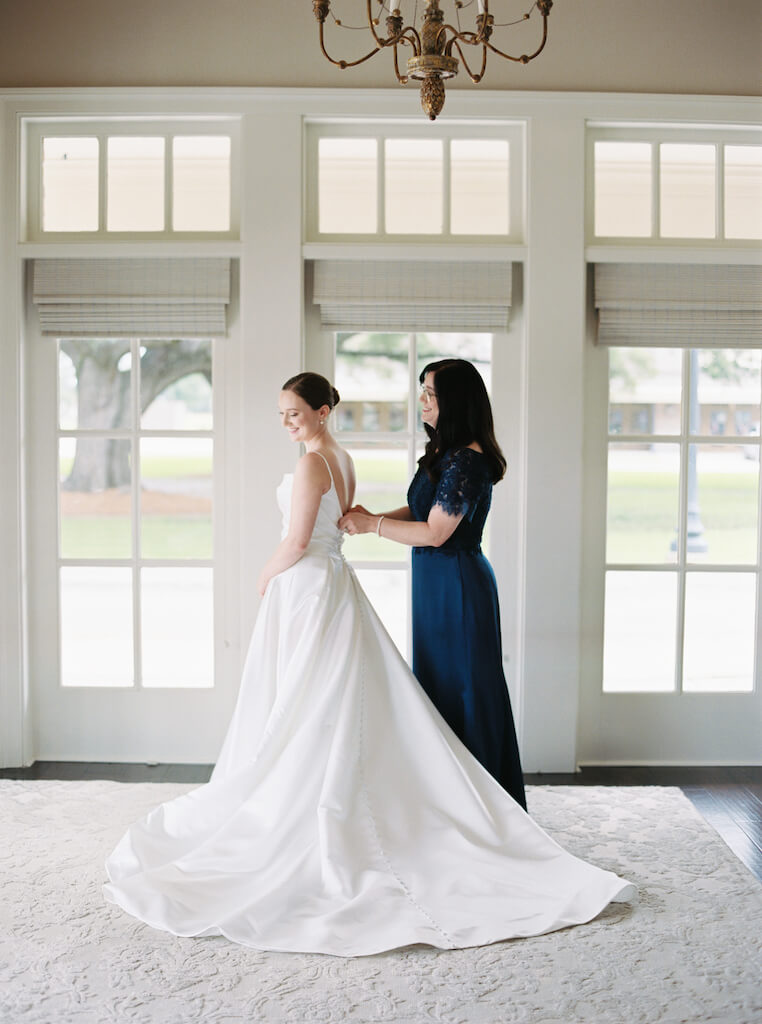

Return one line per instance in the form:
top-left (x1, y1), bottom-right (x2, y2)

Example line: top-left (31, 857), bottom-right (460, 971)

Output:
top-left (420, 387), bottom-right (437, 401)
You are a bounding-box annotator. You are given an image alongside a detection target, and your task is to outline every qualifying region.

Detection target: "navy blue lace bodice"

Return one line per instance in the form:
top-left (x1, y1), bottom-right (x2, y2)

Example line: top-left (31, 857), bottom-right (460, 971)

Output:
top-left (407, 448), bottom-right (493, 553)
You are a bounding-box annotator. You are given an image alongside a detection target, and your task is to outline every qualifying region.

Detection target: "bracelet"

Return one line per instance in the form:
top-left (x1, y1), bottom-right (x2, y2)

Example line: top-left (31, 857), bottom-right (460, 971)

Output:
top-left (376, 515), bottom-right (385, 536)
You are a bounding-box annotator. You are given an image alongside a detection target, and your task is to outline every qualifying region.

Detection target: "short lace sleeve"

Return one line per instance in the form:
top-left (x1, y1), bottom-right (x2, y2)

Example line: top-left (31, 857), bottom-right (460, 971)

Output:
top-left (432, 449), bottom-right (487, 519)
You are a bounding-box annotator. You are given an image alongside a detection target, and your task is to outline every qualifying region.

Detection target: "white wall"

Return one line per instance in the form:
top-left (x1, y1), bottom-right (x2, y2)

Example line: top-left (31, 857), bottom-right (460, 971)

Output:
top-left (0, 82), bottom-right (759, 768)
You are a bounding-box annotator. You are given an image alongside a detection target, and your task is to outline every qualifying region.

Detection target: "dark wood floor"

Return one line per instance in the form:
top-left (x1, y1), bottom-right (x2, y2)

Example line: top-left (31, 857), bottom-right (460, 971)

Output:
top-left (2, 762), bottom-right (761, 883)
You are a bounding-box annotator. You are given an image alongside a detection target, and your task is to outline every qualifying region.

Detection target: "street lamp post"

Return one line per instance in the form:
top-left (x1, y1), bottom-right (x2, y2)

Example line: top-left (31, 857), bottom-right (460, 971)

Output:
top-left (672, 349), bottom-right (708, 555)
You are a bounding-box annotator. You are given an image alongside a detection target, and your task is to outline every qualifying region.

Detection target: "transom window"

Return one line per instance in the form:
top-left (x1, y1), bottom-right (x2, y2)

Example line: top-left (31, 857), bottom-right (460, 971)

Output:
top-left (588, 126), bottom-right (762, 242)
top-left (24, 119), bottom-right (239, 240)
top-left (305, 122), bottom-right (523, 242)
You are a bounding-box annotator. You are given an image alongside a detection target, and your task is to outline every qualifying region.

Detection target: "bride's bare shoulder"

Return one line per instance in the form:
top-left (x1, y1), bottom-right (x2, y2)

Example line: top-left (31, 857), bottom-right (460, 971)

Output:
top-left (295, 451), bottom-right (331, 486)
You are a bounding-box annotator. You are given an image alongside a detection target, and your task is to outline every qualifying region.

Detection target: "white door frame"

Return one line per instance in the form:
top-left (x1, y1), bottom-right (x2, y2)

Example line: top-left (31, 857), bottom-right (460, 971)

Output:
top-left (578, 333), bottom-right (762, 765)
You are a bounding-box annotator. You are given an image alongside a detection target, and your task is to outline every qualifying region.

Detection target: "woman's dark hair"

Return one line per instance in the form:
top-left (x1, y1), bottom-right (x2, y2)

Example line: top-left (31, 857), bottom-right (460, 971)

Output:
top-left (282, 372), bottom-right (340, 411)
top-left (418, 359), bottom-right (506, 484)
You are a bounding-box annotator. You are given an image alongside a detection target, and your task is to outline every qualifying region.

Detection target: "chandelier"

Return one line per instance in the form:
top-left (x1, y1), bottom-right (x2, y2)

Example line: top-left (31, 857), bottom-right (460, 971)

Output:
top-left (312, 0), bottom-right (553, 120)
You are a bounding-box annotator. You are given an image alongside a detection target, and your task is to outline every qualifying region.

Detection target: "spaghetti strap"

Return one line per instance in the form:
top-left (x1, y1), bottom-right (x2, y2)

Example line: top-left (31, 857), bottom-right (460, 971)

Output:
top-left (311, 450), bottom-right (344, 510)
top-left (312, 450), bottom-right (334, 488)
top-left (309, 450), bottom-right (348, 512)
top-left (309, 452), bottom-right (335, 491)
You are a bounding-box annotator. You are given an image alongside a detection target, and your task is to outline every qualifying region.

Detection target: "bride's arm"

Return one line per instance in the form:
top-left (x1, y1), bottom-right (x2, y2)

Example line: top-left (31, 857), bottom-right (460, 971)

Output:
top-left (257, 455), bottom-right (327, 596)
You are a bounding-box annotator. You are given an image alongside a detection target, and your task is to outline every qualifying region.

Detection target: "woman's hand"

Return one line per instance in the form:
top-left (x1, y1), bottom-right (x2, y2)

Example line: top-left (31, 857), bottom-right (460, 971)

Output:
top-left (257, 570), bottom-right (270, 597)
top-left (339, 509), bottom-right (378, 536)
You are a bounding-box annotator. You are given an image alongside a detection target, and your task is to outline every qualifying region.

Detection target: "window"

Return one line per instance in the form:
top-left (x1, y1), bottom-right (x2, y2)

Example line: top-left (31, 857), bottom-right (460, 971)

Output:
top-left (26, 119), bottom-right (238, 239)
top-left (307, 123), bottom-right (521, 242)
top-left (602, 347), bottom-right (760, 693)
top-left (334, 332), bottom-right (494, 655)
top-left (58, 338), bottom-right (215, 687)
top-left (589, 127), bottom-right (762, 242)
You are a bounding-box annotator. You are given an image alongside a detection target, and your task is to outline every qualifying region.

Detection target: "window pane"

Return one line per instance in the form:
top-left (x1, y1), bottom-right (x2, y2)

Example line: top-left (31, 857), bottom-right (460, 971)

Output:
top-left (58, 348), bottom-right (79, 430)
top-left (140, 438), bottom-right (213, 559)
top-left (603, 571), bottom-right (677, 692)
top-left (355, 568), bottom-right (409, 659)
top-left (107, 137), bottom-right (165, 231)
top-left (141, 568), bottom-right (213, 687)
top-left (173, 136), bottom-right (231, 232)
top-left (724, 145), bottom-right (762, 240)
top-left (608, 347), bottom-right (682, 436)
top-left (607, 444), bottom-right (680, 564)
top-left (594, 141), bottom-right (652, 237)
top-left (687, 445), bottom-right (759, 565)
top-left (416, 333), bottom-right (492, 391)
top-left (140, 341), bottom-right (213, 430)
top-left (451, 139), bottom-right (509, 235)
top-left (386, 139), bottom-right (443, 234)
top-left (60, 567), bottom-right (133, 687)
top-left (343, 445), bottom-right (409, 563)
top-left (42, 137), bottom-right (99, 232)
top-left (319, 138), bottom-right (377, 234)
top-left (60, 438), bottom-right (132, 559)
top-left (660, 143), bottom-right (716, 238)
top-left (335, 332), bottom-right (409, 433)
top-left (58, 340), bottom-right (132, 430)
top-left (683, 573), bottom-right (755, 692)
top-left (695, 349), bottom-right (761, 439)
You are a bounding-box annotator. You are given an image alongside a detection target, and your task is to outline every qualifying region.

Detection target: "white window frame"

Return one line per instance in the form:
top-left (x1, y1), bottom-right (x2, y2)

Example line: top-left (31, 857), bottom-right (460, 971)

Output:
top-left (601, 344), bottom-right (761, 695)
top-left (586, 123), bottom-right (762, 248)
top-left (304, 119), bottom-right (525, 245)
top-left (22, 117), bottom-right (241, 242)
top-left (56, 336), bottom-right (218, 690)
top-left (330, 329), bottom-right (500, 658)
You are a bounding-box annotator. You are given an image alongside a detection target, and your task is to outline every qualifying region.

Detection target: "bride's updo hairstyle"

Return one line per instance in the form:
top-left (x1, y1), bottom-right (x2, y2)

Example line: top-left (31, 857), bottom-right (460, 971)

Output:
top-left (282, 372), bottom-right (340, 411)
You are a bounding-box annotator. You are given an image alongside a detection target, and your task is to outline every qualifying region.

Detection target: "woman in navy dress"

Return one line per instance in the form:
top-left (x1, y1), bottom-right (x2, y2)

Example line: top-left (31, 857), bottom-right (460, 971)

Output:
top-left (340, 359), bottom-right (526, 810)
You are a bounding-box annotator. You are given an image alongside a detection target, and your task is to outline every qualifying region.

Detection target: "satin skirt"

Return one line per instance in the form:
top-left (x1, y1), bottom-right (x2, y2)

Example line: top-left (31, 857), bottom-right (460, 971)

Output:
top-left (412, 547), bottom-right (526, 809)
top-left (104, 548), bottom-right (634, 957)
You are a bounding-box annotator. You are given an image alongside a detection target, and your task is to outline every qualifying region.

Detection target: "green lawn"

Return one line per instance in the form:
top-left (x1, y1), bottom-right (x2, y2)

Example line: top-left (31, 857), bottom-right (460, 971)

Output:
top-left (61, 518), bottom-right (212, 560)
top-left (59, 464), bottom-right (758, 564)
top-left (607, 471), bottom-right (758, 563)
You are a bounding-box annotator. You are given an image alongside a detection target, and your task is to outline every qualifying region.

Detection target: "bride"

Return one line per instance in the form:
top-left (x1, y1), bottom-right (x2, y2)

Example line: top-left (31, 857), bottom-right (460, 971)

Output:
top-left (104, 371), bottom-right (635, 957)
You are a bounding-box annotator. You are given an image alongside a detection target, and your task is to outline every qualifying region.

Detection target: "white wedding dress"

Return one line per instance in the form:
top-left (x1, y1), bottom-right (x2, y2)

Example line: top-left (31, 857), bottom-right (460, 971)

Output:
top-left (104, 460), bottom-right (635, 956)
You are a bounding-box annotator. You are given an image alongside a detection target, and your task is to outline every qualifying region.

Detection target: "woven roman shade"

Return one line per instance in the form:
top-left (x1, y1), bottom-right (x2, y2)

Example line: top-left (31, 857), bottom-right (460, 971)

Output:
top-left (32, 258), bottom-right (232, 337)
top-left (312, 260), bottom-right (512, 332)
top-left (594, 263), bottom-right (762, 347)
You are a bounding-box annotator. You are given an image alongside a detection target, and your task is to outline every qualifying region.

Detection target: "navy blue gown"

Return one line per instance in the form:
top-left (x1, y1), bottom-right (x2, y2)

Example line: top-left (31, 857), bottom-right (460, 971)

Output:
top-left (408, 447), bottom-right (527, 810)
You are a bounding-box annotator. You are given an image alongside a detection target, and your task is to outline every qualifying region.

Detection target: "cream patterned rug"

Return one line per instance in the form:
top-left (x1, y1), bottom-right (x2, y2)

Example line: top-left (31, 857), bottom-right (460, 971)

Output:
top-left (1, 782), bottom-right (760, 1024)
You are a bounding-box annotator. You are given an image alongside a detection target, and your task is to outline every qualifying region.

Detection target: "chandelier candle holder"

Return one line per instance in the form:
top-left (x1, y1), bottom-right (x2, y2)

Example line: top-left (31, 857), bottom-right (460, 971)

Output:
top-left (311, 0), bottom-right (553, 120)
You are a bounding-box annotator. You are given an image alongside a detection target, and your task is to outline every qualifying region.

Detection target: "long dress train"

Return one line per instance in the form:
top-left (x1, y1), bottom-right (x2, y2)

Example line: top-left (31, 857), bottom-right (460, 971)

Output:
top-left (104, 463), bottom-right (635, 957)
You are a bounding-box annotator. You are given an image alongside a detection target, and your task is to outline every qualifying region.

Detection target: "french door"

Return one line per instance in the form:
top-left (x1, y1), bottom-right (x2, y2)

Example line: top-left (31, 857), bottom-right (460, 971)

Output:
top-left (579, 342), bottom-right (762, 764)
top-left (26, 329), bottom-right (239, 762)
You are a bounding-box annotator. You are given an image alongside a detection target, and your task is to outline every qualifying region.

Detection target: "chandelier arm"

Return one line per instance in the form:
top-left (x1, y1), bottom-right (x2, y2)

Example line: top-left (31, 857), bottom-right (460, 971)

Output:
top-left (451, 39), bottom-right (488, 83)
top-left (318, 19), bottom-right (384, 69)
top-left (392, 43), bottom-right (410, 84)
top-left (484, 17), bottom-right (550, 64)
top-left (440, 24), bottom-right (481, 48)
top-left (365, 0), bottom-right (388, 48)
top-left (400, 25), bottom-right (422, 53)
